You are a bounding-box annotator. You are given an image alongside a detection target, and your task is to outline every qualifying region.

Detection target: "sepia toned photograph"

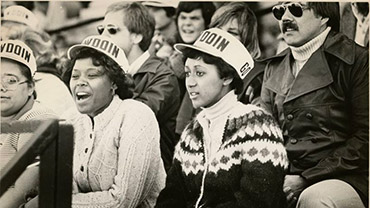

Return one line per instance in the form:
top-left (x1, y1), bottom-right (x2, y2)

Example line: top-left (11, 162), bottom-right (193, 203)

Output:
top-left (0, 1), bottom-right (369, 207)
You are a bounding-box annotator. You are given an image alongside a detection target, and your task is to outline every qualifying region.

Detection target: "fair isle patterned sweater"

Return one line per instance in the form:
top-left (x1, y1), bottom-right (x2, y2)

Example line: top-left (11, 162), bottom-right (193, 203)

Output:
top-left (155, 92), bottom-right (288, 208)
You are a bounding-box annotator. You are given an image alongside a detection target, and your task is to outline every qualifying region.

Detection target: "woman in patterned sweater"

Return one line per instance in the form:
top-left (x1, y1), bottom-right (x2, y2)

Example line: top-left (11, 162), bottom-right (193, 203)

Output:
top-left (155, 28), bottom-right (288, 208)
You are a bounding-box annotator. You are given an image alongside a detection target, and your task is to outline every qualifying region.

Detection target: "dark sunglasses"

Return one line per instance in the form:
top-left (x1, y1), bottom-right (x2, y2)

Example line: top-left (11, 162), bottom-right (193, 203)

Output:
top-left (97, 25), bottom-right (120, 35)
top-left (272, 3), bottom-right (309, 20)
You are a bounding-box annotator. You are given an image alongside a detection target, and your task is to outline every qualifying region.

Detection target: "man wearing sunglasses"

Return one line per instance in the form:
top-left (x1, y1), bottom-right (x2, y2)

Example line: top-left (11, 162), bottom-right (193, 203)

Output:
top-left (261, 2), bottom-right (368, 208)
top-left (100, 2), bottom-right (180, 173)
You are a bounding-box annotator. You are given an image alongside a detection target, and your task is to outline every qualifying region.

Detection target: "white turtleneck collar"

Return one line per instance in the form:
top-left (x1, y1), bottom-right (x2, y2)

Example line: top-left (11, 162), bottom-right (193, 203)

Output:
top-left (196, 90), bottom-right (238, 160)
top-left (199, 90), bottom-right (238, 122)
top-left (290, 27), bottom-right (331, 61)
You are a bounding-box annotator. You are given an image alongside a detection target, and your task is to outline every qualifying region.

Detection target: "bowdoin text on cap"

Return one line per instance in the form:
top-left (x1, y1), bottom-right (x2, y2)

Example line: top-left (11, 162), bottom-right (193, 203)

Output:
top-left (174, 28), bottom-right (254, 79)
top-left (1, 40), bottom-right (37, 76)
top-left (2, 5), bottom-right (39, 30)
top-left (67, 35), bottom-right (129, 73)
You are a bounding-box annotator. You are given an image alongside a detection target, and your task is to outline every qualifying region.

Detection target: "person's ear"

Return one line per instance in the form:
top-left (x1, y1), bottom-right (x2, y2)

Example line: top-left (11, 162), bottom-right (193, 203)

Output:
top-left (321, 17), bottom-right (329, 27)
top-left (131, 33), bottom-right (143, 45)
top-left (223, 77), bottom-right (233, 86)
top-left (111, 83), bottom-right (118, 95)
top-left (27, 82), bottom-right (35, 97)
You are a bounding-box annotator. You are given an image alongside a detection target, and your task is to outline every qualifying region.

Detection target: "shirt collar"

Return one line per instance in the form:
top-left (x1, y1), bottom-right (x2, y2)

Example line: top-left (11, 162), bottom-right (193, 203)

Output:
top-left (128, 51), bottom-right (150, 75)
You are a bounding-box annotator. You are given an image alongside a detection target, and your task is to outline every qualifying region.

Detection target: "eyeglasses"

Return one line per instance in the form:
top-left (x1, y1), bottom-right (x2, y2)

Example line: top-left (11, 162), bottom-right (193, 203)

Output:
top-left (1, 76), bottom-right (28, 91)
top-left (97, 25), bottom-right (120, 35)
top-left (272, 3), bottom-right (309, 20)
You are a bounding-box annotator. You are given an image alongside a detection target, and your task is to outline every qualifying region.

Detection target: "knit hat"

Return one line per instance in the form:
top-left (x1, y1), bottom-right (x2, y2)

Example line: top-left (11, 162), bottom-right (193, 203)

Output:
top-left (67, 35), bottom-right (129, 73)
top-left (142, 1), bottom-right (178, 8)
top-left (2, 5), bottom-right (39, 30)
top-left (174, 28), bottom-right (254, 79)
top-left (1, 39), bottom-right (37, 76)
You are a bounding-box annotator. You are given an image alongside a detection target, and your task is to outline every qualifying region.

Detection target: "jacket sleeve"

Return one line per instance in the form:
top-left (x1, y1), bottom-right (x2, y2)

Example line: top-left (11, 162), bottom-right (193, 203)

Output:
top-left (134, 66), bottom-right (180, 118)
top-left (229, 110), bottom-right (288, 208)
top-left (302, 49), bottom-right (369, 182)
top-left (155, 159), bottom-right (188, 208)
top-left (260, 62), bottom-right (274, 115)
top-left (72, 106), bottom-right (165, 208)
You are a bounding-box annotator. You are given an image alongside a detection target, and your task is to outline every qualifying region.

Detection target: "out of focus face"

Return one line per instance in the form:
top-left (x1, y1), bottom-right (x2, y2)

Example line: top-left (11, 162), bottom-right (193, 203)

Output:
top-left (1, 59), bottom-right (33, 118)
top-left (218, 18), bottom-right (241, 42)
top-left (185, 57), bottom-right (229, 109)
top-left (100, 11), bottom-right (133, 55)
top-left (147, 7), bottom-right (173, 30)
top-left (273, 2), bottom-right (325, 47)
top-left (178, 9), bottom-right (205, 44)
top-left (69, 57), bottom-right (115, 117)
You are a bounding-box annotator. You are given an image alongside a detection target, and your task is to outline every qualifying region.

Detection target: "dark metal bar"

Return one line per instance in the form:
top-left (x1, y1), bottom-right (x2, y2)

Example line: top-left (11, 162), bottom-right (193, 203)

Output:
top-left (0, 119), bottom-right (58, 196)
top-left (39, 138), bottom-right (57, 208)
top-left (55, 124), bottom-right (74, 208)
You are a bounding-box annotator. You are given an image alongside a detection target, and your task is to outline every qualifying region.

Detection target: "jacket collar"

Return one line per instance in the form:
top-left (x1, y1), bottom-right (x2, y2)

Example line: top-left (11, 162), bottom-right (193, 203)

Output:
top-left (323, 31), bottom-right (355, 65)
top-left (263, 31), bottom-right (356, 64)
top-left (135, 54), bottom-right (161, 74)
top-left (264, 33), bottom-right (346, 103)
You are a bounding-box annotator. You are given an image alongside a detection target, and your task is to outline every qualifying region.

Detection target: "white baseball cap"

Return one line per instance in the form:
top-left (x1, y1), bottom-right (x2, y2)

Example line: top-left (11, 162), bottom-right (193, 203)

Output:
top-left (67, 35), bottom-right (129, 73)
top-left (2, 5), bottom-right (39, 30)
top-left (175, 28), bottom-right (254, 79)
top-left (142, 1), bottom-right (178, 8)
top-left (1, 40), bottom-right (37, 76)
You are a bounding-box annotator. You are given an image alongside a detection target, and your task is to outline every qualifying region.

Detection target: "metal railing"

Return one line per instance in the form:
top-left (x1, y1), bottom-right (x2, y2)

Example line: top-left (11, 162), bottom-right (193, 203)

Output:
top-left (0, 119), bottom-right (74, 208)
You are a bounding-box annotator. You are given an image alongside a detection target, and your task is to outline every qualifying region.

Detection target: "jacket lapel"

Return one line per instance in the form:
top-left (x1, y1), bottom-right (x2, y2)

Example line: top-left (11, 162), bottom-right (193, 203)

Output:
top-left (264, 51), bottom-right (295, 97)
top-left (284, 48), bottom-right (334, 103)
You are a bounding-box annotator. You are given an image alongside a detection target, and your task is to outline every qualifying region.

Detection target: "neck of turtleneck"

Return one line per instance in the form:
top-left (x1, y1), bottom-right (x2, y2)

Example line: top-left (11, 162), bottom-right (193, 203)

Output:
top-left (290, 27), bottom-right (331, 61)
top-left (201, 91), bottom-right (238, 122)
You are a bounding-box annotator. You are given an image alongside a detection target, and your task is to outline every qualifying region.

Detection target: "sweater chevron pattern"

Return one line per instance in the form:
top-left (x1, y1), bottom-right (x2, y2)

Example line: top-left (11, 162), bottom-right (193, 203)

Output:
top-left (156, 94), bottom-right (288, 208)
top-left (176, 109), bottom-right (287, 176)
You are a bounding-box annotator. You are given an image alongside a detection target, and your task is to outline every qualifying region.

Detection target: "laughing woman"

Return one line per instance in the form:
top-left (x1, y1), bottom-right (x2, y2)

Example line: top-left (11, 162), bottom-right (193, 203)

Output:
top-left (63, 35), bottom-right (165, 208)
top-left (155, 28), bottom-right (288, 208)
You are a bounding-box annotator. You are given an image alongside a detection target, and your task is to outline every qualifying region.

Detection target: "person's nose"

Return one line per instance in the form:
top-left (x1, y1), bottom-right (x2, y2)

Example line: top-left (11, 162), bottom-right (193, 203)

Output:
top-left (281, 7), bottom-right (294, 21)
top-left (186, 75), bottom-right (197, 88)
top-left (0, 82), bottom-right (7, 92)
top-left (101, 28), bottom-right (110, 37)
top-left (183, 17), bottom-right (192, 26)
top-left (75, 77), bottom-right (88, 87)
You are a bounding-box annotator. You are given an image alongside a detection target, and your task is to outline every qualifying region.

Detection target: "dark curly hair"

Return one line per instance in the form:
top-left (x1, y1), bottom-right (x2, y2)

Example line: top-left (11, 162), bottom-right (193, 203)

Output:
top-left (66, 47), bottom-right (134, 100)
top-left (182, 48), bottom-right (243, 94)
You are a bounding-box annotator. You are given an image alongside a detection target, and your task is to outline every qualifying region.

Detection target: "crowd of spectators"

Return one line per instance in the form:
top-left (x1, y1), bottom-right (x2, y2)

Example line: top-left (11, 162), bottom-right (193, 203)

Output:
top-left (0, 1), bottom-right (368, 208)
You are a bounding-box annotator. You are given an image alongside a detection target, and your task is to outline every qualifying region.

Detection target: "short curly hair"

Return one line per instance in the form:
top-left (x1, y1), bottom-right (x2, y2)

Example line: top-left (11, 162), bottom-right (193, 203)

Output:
top-left (67, 48), bottom-right (134, 100)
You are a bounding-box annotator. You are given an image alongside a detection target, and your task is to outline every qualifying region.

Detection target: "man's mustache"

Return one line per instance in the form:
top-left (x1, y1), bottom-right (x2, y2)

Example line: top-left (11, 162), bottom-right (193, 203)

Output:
top-left (282, 21), bottom-right (299, 33)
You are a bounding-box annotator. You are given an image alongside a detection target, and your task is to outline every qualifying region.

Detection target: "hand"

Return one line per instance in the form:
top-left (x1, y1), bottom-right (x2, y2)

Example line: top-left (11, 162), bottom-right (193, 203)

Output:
top-left (283, 175), bottom-right (308, 207)
top-left (24, 195), bottom-right (38, 208)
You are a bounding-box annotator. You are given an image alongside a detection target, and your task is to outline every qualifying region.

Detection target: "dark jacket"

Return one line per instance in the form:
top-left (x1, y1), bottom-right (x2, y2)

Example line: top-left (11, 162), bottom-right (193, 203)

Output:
top-left (261, 31), bottom-right (369, 205)
top-left (156, 104), bottom-right (288, 208)
top-left (133, 55), bottom-right (181, 172)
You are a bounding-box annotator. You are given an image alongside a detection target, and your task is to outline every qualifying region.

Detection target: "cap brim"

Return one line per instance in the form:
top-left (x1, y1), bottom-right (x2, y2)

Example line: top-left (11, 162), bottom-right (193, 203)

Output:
top-left (67, 44), bottom-right (95, 59)
top-left (174, 43), bottom-right (223, 60)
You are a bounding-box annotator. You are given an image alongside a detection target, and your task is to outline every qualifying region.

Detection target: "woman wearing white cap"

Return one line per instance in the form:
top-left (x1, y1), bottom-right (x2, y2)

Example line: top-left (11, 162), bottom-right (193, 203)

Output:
top-left (155, 28), bottom-right (288, 208)
top-left (0, 39), bottom-right (56, 207)
top-left (62, 35), bottom-right (165, 208)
